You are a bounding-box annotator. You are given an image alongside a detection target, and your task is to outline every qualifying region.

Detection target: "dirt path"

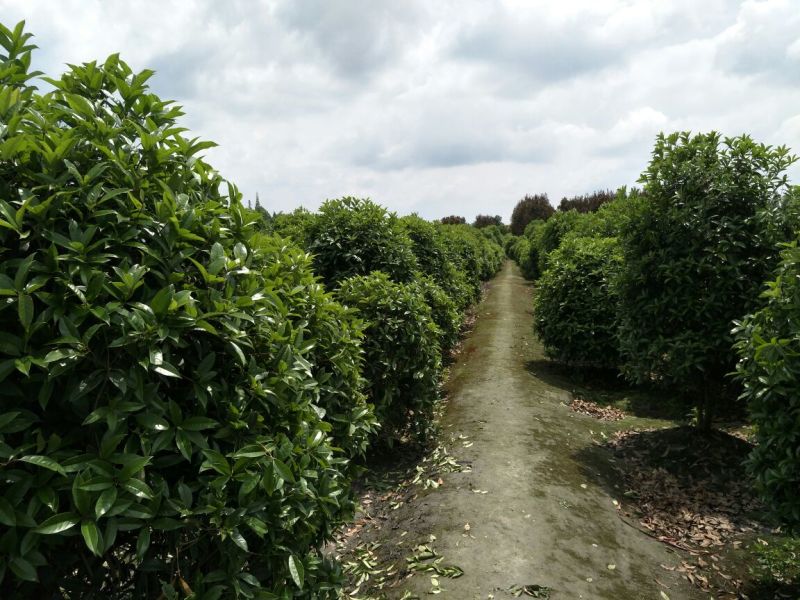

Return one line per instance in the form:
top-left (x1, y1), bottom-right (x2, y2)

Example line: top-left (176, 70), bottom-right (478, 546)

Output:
top-left (390, 261), bottom-right (699, 599)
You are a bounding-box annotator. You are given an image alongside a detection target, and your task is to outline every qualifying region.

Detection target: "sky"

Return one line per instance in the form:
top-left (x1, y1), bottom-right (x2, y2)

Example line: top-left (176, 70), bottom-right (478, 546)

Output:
top-left (2, 0), bottom-right (799, 222)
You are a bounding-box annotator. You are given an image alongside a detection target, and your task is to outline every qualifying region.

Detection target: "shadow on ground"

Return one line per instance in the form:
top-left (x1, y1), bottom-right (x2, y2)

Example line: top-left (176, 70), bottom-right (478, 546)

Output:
top-left (525, 359), bottom-right (711, 422)
top-left (570, 425), bottom-right (794, 598)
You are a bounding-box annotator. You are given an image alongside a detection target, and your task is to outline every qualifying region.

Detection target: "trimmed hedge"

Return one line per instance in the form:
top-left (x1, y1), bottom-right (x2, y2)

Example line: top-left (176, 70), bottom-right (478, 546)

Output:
top-left (400, 215), bottom-right (473, 311)
top-left (305, 198), bottom-right (418, 286)
top-left (414, 276), bottom-right (463, 353)
top-left (337, 273), bottom-right (442, 444)
top-left (533, 237), bottom-right (622, 367)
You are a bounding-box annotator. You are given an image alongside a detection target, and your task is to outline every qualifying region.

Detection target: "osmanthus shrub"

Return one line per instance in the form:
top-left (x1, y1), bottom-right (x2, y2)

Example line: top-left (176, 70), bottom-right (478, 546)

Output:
top-left (734, 240), bottom-right (800, 529)
top-left (337, 273), bottom-right (442, 445)
top-left (413, 276), bottom-right (463, 353)
top-left (266, 207), bottom-right (317, 247)
top-left (304, 197), bottom-right (418, 286)
top-left (248, 234), bottom-right (376, 460)
top-left (0, 23), bottom-right (373, 599)
top-left (533, 237), bottom-right (623, 367)
top-left (534, 209), bottom-right (585, 275)
top-left (617, 132), bottom-right (798, 429)
top-left (400, 215), bottom-right (472, 311)
top-left (438, 224), bottom-right (503, 301)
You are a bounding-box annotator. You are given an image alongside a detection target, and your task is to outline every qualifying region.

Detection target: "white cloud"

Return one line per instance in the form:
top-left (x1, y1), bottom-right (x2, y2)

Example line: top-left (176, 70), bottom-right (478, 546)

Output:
top-left (1, 0), bottom-right (799, 221)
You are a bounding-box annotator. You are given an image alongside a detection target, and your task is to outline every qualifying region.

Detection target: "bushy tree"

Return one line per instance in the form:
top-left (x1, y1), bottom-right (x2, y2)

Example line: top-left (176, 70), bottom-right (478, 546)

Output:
top-left (618, 132), bottom-right (797, 428)
top-left (473, 214), bottom-right (503, 228)
top-left (305, 198), bottom-right (418, 286)
top-left (510, 194), bottom-right (554, 235)
top-left (734, 239), bottom-right (800, 529)
top-left (533, 237), bottom-right (622, 367)
top-left (558, 190), bottom-right (615, 213)
top-left (337, 274), bottom-right (442, 444)
top-left (0, 23), bottom-right (375, 598)
top-left (439, 215), bottom-right (466, 225)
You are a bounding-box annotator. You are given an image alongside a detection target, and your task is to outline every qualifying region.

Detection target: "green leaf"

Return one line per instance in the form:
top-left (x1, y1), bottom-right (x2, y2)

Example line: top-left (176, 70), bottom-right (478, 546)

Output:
top-left (0, 497), bottom-right (17, 526)
top-left (95, 487), bottom-right (117, 519)
top-left (201, 449), bottom-right (231, 476)
top-left (19, 454), bottom-right (65, 475)
top-left (288, 555), bottom-right (304, 590)
top-left (136, 413), bottom-right (170, 431)
top-left (230, 529), bottom-right (248, 552)
top-left (154, 362), bottom-right (181, 378)
top-left (180, 416), bottom-right (218, 431)
top-left (122, 478), bottom-right (154, 500)
top-left (18, 293), bottom-right (33, 330)
top-left (136, 528), bottom-right (151, 559)
top-left (150, 286), bottom-right (173, 316)
top-left (175, 429), bottom-right (192, 461)
top-left (35, 512), bottom-right (80, 534)
top-left (9, 557), bottom-right (38, 582)
top-left (273, 459), bottom-right (295, 483)
top-left (81, 520), bottom-right (103, 556)
top-left (72, 475), bottom-right (92, 515)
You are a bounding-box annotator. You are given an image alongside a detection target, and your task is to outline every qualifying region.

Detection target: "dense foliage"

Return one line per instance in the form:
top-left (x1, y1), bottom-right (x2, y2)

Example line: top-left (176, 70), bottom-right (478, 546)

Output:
top-left (510, 194), bottom-right (554, 235)
top-left (337, 274), bottom-right (442, 444)
top-left (304, 198), bottom-right (418, 286)
top-left (0, 23), bottom-right (375, 598)
top-left (479, 223), bottom-right (508, 247)
top-left (473, 214), bottom-right (503, 228)
top-left (274, 206), bottom-right (503, 451)
top-left (439, 215), bottom-right (466, 225)
top-left (558, 190), bottom-right (615, 213)
top-left (266, 207), bottom-right (316, 247)
top-left (734, 241), bottom-right (800, 528)
top-left (617, 132), bottom-right (797, 428)
top-left (535, 210), bottom-right (585, 275)
top-left (439, 224), bottom-right (504, 302)
top-left (533, 237), bottom-right (622, 367)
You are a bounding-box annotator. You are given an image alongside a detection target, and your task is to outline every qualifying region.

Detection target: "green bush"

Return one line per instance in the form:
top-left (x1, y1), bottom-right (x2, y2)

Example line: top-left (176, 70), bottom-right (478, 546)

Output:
top-left (535, 209), bottom-right (585, 274)
top-left (533, 237), bottom-right (622, 367)
top-left (557, 188), bottom-right (645, 244)
top-left (414, 276), bottom-right (463, 353)
top-left (305, 198), bottom-right (418, 286)
top-left (507, 236), bottom-right (538, 280)
top-left (749, 536), bottom-right (800, 588)
top-left (400, 215), bottom-right (472, 311)
top-left (267, 207), bottom-right (317, 246)
top-left (249, 234), bottom-right (376, 460)
top-left (337, 273), bottom-right (442, 445)
top-left (439, 224), bottom-right (503, 289)
top-left (618, 132), bottom-right (797, 428)
top-left (0, 24), bottom-right (372, 598)
top-left (734, 240), bottom-right (800, 528)
top-left (478, 223), bottom-right (507, 247)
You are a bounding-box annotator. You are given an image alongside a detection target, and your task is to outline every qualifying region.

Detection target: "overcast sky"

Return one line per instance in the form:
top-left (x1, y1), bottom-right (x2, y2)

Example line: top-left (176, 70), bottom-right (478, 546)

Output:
top-left (2, 0), bottom-right (799, 221)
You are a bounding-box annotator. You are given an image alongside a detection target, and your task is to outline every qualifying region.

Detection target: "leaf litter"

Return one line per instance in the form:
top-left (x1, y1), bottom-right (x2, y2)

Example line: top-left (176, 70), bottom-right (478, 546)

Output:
top-left (568, 395), bottom-right (626, 421)
top-left (333, 433), bottom-right (471, 598)
top-left (603, 427), bottom-right (770, 598)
